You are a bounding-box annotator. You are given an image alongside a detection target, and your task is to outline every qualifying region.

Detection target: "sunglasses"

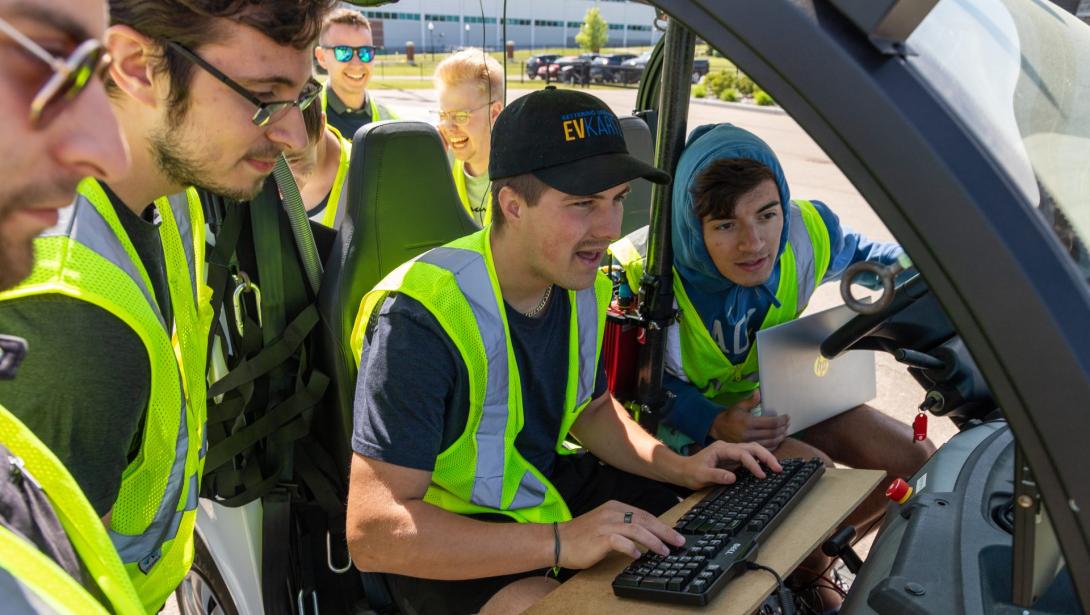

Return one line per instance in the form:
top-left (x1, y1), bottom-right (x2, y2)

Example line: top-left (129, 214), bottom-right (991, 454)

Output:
top-left (167, 41), bottom-right (321, 127)
top-left (437, 101), bottom-right (496, 127)
top-left (0, 16), bottom-right (111, 127)
top-left (324, 45), bottom-right (375, 63)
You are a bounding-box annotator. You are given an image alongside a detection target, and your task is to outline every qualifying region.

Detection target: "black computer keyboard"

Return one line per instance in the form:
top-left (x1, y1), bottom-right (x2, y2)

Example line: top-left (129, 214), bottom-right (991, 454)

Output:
top-left (612, 457), bottom-right (825, 606)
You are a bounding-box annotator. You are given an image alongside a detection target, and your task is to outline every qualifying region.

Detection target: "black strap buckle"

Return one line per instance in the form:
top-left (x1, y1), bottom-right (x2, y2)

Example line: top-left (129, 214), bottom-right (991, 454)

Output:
top-left (0, 335), bottom-right (29, 380)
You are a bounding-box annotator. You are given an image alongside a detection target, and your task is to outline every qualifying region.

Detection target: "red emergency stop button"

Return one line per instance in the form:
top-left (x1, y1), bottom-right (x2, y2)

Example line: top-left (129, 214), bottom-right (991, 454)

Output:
top-left (886, 478), bottom-right (913, 505)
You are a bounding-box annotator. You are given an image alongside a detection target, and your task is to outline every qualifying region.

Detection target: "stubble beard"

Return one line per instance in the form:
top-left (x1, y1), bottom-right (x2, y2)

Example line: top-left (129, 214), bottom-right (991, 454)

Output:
top-left (149, 110), bottom-right (273, 202)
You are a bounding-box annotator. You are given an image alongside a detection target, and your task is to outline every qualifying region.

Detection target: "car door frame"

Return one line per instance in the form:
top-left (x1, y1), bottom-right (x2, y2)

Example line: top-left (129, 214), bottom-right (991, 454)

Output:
top-left (645, 1), bottom-right (1090, 608)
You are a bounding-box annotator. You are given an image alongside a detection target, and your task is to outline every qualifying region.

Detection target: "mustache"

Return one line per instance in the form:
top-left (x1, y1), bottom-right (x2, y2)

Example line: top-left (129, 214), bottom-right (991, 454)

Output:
top-left (244, 144), bottom-right (285, 163)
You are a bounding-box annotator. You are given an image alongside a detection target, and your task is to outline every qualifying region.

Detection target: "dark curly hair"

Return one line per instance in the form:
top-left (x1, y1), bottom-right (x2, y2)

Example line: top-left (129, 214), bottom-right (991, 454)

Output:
top-left (691, 158), bottom-right (775, 221)
top-left (109, 0), bottom-right (337, 116)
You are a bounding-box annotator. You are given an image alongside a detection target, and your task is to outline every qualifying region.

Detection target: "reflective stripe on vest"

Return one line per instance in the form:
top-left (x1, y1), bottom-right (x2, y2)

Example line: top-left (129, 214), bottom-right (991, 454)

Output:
top-left (350, 229), bottom-right (610, 521)
top-left (316, 126), bottom-right (352, 228)
top-left (0, 179), bottom-right (210, 611)
top-left (0, 406), bottom-right (144, 615)
top-left (610, 200), bottom-right (831, 401)
top-left (451, 158), bottom-right (492, 226)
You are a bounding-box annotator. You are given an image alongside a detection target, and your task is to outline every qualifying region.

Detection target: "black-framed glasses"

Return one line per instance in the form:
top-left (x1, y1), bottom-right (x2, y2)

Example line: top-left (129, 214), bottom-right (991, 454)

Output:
top-left (323, 45), bottom-right (375, 63)
top-left (0, 15), bottom-right (111, 127)
top-left (167, 41), bottom-right (321, 127)
top-left (437, 101), bottom-right (496, 126)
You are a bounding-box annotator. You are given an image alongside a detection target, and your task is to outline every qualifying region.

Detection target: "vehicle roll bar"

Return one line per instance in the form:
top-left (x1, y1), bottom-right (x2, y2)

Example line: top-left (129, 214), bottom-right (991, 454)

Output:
top-left (634, 17), bottom-right (695, 430)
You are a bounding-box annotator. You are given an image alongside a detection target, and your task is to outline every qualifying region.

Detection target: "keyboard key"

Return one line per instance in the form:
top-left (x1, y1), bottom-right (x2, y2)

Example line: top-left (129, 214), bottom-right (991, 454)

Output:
top-left (614, 574), bottom-right (641, 588)
top-left (667, 576), bottom-right (686, 592)
top-left (688, 579), bottom-right (708, 594)
top-left (641, 577), bottom-right (670, 590)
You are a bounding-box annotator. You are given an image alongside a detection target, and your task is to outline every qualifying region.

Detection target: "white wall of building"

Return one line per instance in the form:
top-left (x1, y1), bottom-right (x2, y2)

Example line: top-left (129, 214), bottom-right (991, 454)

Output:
top-left (346, 0), bottom-right (662, 53)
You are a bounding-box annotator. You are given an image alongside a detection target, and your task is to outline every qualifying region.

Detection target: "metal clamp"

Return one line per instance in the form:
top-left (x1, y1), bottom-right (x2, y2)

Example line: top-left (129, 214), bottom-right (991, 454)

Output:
top-left (840, 254), bottom-right (913, 315)
top-left (231, 271), bottom-right (262, 337)
top-left (296, 589), bottom-right (319, 615)
top-left (326, 531), bottom-right (353, 574)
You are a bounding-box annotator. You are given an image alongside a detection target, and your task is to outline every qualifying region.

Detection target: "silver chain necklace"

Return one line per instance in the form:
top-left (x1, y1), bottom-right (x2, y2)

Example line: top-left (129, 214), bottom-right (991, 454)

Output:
top-left (523, 285), bottom-right (553, 318)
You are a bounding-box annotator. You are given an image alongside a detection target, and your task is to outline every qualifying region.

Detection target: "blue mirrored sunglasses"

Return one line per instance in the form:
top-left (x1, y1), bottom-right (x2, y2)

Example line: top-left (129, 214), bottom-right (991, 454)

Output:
top-left (326, 45), bottom-right (375, 63)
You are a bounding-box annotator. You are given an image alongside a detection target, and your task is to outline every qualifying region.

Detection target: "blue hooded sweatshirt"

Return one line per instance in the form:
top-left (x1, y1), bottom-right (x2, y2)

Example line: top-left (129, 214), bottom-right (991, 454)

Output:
top-left (660, 124), bottom-right (903, 445)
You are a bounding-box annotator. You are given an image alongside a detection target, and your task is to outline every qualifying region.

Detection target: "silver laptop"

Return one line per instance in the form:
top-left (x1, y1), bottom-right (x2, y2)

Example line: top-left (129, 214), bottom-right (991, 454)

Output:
top-left (755, 303), bottom-right (876, 432)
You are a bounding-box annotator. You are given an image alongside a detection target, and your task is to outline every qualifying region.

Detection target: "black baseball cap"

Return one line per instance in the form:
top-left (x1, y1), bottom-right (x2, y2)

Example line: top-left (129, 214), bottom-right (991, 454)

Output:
top-left (489, 87), bottom-right (670, 196)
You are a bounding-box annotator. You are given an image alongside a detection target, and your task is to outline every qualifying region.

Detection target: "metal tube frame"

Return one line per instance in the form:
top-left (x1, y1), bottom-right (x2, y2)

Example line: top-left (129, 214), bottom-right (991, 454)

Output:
top-left (634, 18), bottom-right (695, 429)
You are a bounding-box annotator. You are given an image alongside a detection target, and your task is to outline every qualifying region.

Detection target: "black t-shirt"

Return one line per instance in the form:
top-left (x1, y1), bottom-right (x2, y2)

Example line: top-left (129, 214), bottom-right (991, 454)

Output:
top-left (324, 87), bottom-right (374, 142)
top-left (0, 186), bottom-right (170, 515)
top-left (353, 288), bottom-right (608, 478)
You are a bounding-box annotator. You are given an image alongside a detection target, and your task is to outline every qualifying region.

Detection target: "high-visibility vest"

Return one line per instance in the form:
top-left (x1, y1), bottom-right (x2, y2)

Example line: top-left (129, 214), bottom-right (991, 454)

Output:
top-left (350, 228), bottom-right (610, 522)
top-left (610, 200), bottom-right (831, 406)
top-left (0, 179), bottom-right (213, 612)
top-left (312, 125), bottom-right (353, 228)
top-left (0, 405), bottom-right (144, 615)
top-left (320, 84), bottom-right (399, 131)
top-left (451, 157), bottom-right (492, 226)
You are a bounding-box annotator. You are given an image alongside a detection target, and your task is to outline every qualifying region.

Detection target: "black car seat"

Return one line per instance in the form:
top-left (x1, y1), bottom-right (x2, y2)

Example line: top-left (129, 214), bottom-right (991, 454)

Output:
top-left (317, 120), bottom-right (477, 448)
top-left (618, 115), bottom-right (656, 237)
top-left (314, 120), bottom-right (477, 611)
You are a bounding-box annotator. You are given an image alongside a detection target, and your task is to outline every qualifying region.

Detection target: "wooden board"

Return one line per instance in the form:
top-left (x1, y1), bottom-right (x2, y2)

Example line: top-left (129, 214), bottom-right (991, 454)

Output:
top-left (525, 468), bottom-right (885, 615)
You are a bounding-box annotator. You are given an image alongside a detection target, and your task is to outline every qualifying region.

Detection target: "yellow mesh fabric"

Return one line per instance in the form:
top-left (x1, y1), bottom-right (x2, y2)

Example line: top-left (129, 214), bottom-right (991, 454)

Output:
top-left (0, 181), bottom-right (207, 612)
top-left (0, 235), bottom-right (178, 532)
top-left (355, 229), bottom-right (605, 524)
top-left (0, 406), bottom-right (144, 615)
top-left (0, 526), bottom-right (109, 615)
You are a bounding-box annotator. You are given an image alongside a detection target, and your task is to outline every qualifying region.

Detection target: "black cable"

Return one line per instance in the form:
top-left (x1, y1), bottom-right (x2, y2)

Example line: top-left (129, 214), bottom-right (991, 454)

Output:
top-left (472, 0), bottom-right (492, 222)
top-left (501, 0), bottom-right (508, 106)
top-left (746, 561), bottom-right (796, 615)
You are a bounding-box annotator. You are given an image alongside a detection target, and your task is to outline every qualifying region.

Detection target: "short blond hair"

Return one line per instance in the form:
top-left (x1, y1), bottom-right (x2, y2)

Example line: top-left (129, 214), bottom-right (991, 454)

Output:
top-left (320, 7), bottom-right (371, 41)
top-left (433, 48), bottom-right (505, 101)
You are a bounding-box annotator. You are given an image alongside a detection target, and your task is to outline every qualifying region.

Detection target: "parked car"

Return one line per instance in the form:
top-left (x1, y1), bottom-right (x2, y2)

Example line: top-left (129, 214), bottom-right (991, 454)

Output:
top-left (524, 54), bottom-right (558, 80)
top-left (619, 50), bottom-right (652, 84)
top-left (589, 53), bottom-right (638, 83)
top-left (620, 50), bottom-right (709, 85)
top-left (539, 53), bottom-right (602, 83)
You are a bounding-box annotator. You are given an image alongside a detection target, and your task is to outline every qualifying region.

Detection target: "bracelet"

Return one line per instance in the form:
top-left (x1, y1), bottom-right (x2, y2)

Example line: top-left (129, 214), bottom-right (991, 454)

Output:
top-left (551, 521), bottom-right (561, 577)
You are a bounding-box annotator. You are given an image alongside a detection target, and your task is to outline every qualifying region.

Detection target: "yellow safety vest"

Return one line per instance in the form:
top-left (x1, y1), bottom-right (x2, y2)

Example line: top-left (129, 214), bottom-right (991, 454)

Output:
top-left (313, 125), bottom-right (353, 229)
top-left (350, 228), bottom-right (611, 522)
top-left (320, 84), bottom-right (400, 131)
top-left (0, 179), bottom-right (213, 612)
top-left (0, 405), bottom-right (144, 615)
top-left (610, 200), bottom-right (832, 406)
top-left (451, 157), bottom-right (492, 226)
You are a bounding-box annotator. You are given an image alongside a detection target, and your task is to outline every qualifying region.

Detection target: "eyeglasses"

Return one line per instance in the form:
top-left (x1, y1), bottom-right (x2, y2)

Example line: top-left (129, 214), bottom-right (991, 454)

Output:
top-left (323, 45), bottom-right (375, 63)
top-left (437, 101), bottom-right (497, 126)
top-left (167, 41), bottom-right (321, 127)
top-left (0, 16), bottom-right (111, 127)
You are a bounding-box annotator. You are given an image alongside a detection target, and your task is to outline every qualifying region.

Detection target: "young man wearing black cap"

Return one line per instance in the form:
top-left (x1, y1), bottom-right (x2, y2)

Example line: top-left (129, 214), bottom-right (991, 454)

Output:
top-left (345, 87), bottom-right (781, 615)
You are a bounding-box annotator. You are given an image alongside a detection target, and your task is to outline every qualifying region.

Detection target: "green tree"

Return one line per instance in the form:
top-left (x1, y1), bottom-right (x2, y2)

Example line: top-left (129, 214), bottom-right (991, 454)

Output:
top-left (575, 7), bottom-right (609, 53)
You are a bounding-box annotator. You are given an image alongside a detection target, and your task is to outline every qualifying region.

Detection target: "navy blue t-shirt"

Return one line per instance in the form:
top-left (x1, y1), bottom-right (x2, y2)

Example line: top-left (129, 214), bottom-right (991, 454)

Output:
top-left (352, 288), bottom-right (607, 478)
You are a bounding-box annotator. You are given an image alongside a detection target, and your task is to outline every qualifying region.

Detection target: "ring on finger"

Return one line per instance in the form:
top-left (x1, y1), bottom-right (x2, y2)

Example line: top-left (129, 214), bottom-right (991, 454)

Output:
top-left (623, 511), bottom-right (633, 524)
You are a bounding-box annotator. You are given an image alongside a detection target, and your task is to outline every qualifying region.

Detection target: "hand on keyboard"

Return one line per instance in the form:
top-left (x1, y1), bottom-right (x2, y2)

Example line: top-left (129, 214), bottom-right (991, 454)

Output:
top-left (675, 440), bottom-right (783, 490)
top-left (558, 500), bottom-right (686, 568)
top-left (613, 458), bottom-right (826, 605)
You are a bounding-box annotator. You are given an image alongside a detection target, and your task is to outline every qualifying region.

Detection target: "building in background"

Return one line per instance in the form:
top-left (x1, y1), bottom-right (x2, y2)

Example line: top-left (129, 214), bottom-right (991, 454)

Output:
top-left (347, 0), bottom-right (662, 53)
